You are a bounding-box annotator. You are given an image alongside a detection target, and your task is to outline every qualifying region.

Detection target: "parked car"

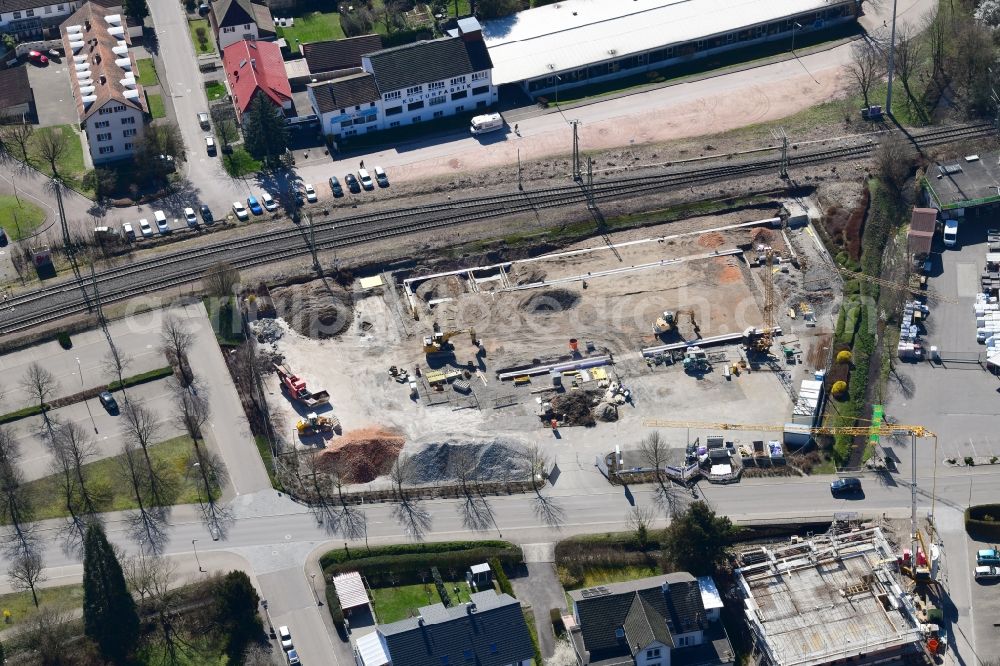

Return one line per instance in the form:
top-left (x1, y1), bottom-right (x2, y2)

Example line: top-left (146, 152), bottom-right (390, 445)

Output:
top-left (122, 222), bottom-right (136, 241)
top-left (345, 173), bottom-right (361, 193)
top-left (27, 50), bottom-right (48, 65)
top-left (830, 477), bottom-right (862, 496)
top-left (184, 207), bottom-right (198, 228)
top-left (261, 192), bottom-right (278, 212)
top-left (975, 565), bottom-right (1000, 581)
top-left (358, 168), bottom-right (374, 191)
top-left (303, 183), bottom-right (317, 203)
top-left (247, 196), bottom-right (263, 215)
top-left (198, 1), bottom-right (209, 13)
top-left (97, 391), bottom-right (118, 413)
top-left (329, 176), bottom-right (343, 197)
top-left (232, 201), bottom-right (249, 221)
top-left (943, 219), bottom-right (958, 247)
top-left (139, 218), bottom-right (153, 238)
top-left (278, 626), bottom-right (293, 651)
top-left (977, 549), bottom-right (1000, 566)
top-left (205, 136), bottom-right (216, 156)
top-left (153, 210), bottom-right (170, 234)
top-left (198, 112), bottom-right (210, 129)
top-left (287, 649), bottom-right (300, 665)
top-left (199, 204), bottom-right (214, 224)
top-left (374, 166), bottom-right (389, 187)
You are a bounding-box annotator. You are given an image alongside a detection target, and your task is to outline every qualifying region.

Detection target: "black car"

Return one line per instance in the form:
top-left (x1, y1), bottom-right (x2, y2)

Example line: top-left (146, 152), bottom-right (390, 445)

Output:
top-left (344, 173), bottom-right (361, 194)
top-left (199, 204), bottom-right (214, 224)
top-left (830, 477), bottom-right (862, 496)
top-left (98, 391), bottom-right (118, 413)
top-left (329, 176), bottom-right (344, 197)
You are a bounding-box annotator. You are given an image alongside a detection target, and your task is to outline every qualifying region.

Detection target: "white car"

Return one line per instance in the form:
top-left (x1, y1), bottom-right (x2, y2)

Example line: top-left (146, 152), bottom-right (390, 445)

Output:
top-left (943, 219), bottom-right (958, 247)
top-left (975, 565), bottom-right (1000, 581)
top-left (184, 207), bottom-right (198, 228)
top-left (358, 168), bottom-right (374, 191)
top-left (261, 192), bottom-right (278, 212)
top-left (205, 136), bottom-right (216, 155)
top-left (138, 219), bottom-right (153, 238)
top-left (153, 210), bottom-right (170, 234)
top-left (303, 183), bottom-right (317, 203)
top-left (232, 201), bottom-right (249, 221)
top-left (374, 166), bottom-right (389, 188)
top-left (278, 625), bottom-right (293, 651)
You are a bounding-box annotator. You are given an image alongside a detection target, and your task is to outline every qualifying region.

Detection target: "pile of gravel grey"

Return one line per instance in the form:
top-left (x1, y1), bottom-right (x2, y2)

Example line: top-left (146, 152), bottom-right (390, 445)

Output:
top-left (407, 437), bottom-right (532, 484)
top-left (249, 318), bottom-right (284, 343)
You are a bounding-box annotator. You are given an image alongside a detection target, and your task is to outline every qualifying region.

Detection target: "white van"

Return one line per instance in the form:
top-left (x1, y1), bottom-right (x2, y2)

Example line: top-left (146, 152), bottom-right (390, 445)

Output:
top-left (470, 112), bottom-right (504, 135)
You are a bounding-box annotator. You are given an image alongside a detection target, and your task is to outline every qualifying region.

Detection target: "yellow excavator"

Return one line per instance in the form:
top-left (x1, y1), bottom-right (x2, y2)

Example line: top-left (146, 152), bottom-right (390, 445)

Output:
top-left (423, 324), bottom-right (478, 356)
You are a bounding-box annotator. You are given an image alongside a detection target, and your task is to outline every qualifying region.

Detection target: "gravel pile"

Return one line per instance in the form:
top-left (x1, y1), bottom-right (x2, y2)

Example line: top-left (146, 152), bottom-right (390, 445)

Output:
top-left (250, 318), bottom-right (284, 343)
top-left (407, 437), bottom-right (531, 484)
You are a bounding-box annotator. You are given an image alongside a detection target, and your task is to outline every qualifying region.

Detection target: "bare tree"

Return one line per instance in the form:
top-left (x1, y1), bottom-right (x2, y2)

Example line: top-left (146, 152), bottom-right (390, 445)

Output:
top-left (48, 425), bottom-right (89, 544)
top-left (20, 361), bottom-right (58, 414)
top-left (117, 439), bottom-right (168, 554)
top-left (0, 427), bottom-right (43, 607)
top-left (874, 133), bottom-right (911, 193)
top-left (21, 606), bottom-right (76, 665)
top-left (160, 315), bottom-right (195, 384)
top-left (328, 458), bottom-right (368, 546)
top-left (203, 261), bottom-right (241, 298)
top-left (889, 25), bottom-right (924, 121)
top-left (56, 420), bottom-right (100, 518)
top-left (304, 451), bottom-right (339, 530)
top-left (0, 117), bottom-right (34, 162)
top-left (120, 402), bottom-right (169, 508)
top-left (626, 505), bottom-right (656, 549)
top-left (36, 127), bottom-right (69, 178)
top-left (521, 444), bottom-right (563, 527)
top-left (388, 453), bottom-right (431, 538)
top-left (389, 453), bottom-right (413, 500)
top-left (923, 7), bottom-right (947, 81)
top-left (101, 345), bottom-right (134, 405)
top-left (449, 447), bottom-right (494, 532)
top-left (8, 548), bottom-right (44, 608)
top-left (123, 552), bottom-right (186, 662)
top-left (847, 40), bottom-right (884, 110)
top-left (172, 380), bottom-right (211, 442)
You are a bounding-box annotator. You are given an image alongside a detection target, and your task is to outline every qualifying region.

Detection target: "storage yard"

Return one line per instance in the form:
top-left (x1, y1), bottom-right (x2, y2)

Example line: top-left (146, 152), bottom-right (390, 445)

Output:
top-left (256, 204), bottom-right (842, 489)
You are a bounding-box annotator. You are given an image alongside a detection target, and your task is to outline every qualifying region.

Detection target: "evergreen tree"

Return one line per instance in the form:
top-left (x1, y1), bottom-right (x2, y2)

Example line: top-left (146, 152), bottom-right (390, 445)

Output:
top-left (83, 524), bottom-right (139, 663)
top-left (661, 501), bottom-right (737, 576)
top-left (214, 571), bottom-right (264, 664)
top-left (123, 0), bottom-right (148, 20)
top-left (242, 95), bottom-right (288, 166)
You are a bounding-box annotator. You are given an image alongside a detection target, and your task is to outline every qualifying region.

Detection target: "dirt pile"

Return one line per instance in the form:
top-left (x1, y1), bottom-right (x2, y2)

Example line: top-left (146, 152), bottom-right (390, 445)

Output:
top-left (697, 231), bottom-right (725, 248)
top-left (750, 227), bottom-right (774, 245)
top-left (551, 391), bottom-right (600, 427)
top-left (406, 438), bottom-right (530, 484)
top-left (715, 257), bottom-right (742, 284)
top-left (520, 288), bottom-right (581, 313)
top-left (270, 280), bottom-right (354, 339)
top-left (416, 275), bottom-right (466, 302)
top-left (317, 427), bottom-right (404, 483)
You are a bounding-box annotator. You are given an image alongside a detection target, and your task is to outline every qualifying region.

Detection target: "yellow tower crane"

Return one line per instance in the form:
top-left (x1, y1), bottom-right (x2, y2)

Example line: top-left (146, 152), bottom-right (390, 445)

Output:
top-left (643, 418), bottom-right (938, 581)
top-left (747, 249), bottom-right (776, 353)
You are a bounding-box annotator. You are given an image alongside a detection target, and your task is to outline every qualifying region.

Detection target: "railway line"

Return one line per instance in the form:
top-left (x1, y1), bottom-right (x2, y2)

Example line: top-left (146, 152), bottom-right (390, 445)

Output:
top-left (0, 122), bottom-right (992, 336)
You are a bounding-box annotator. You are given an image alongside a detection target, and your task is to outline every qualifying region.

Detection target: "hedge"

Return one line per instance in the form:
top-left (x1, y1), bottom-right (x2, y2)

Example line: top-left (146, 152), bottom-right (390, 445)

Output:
top-left (320, 540), bottom-right (515, 569)
top-left (490, 557), bottom-right (514, 597)
top-left (0, 404), bottom-right (45, 425)
top-left (324, 582), bottom-right (346, 629)
top-left (107, 366), bottom-right (175, 391)
top-left (965, 504), bottom-right (1000, 540)
top-left (323, 543), bottom-right (522, 588)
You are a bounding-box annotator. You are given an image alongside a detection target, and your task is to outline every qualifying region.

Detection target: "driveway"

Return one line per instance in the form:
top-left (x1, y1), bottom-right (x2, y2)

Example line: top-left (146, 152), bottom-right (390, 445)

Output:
top-left (511, 543), bottom-right (567, 658)
top-left (25, 60), bottom-right (79, 127)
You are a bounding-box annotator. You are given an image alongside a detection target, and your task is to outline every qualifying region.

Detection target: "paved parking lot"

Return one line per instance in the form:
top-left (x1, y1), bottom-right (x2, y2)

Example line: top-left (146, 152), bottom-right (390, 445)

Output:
top-left (25, 59), bottom-right (80, 127)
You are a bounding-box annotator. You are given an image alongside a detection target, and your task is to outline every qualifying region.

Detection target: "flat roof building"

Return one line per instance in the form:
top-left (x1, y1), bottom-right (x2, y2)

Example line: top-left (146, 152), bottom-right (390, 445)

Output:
top-left (482, 0), bottom-right (858, 97)
top-left (735, 527), bottom-right (926, 666)
top-left (924, 152), bottom-right (1000, 217)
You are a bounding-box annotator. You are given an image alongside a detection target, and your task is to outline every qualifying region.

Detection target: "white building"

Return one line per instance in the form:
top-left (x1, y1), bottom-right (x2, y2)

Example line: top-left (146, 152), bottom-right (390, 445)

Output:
top-left (1, 0), bottom-right (79, 38)
top-left (61, 1), bottom-right (146, 165)
top-left (309, 18), bottom-right (496, 141)
top-left (209, 0), bottom-right (274, 52)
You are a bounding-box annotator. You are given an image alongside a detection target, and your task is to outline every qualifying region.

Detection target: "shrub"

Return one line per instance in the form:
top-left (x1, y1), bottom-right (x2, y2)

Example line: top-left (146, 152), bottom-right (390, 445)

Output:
top-left (965, 504), bottom-right (1000, 539)
top-left (490, 557), bottom-right (514, 597)
top-left (557, 565), bottom-right (582, 589)
top-left (324, 583), bottom-right (345, 628)
top-left (836, 350), bottom-right (853, 364)
top-left (107, 366), bottom-right (175, 391)
top-left (991, 456), bottom-right (998, 465)
top-left (831, 380), bottom-right (847, 397)
top-left (964, 456), bottom-right (975, 466)
top-left (57, 331), bottom-right (72, 349)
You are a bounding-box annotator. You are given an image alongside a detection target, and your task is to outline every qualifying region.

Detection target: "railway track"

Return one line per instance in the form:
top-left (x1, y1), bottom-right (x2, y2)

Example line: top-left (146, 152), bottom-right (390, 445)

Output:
top-left (0, 122), bottom-right (992, 336)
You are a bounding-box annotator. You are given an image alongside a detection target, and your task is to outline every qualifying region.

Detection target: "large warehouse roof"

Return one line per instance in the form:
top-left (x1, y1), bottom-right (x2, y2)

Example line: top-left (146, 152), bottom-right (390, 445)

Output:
top-left (482, 0), bottom-right (845, 85)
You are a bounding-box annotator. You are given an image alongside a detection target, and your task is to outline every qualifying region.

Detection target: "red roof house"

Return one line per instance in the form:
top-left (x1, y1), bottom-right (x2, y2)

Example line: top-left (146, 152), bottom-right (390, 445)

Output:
top-left (908, 207), bottom-right (937, 257)
top-left (222, 39), bottom-right (291, 120)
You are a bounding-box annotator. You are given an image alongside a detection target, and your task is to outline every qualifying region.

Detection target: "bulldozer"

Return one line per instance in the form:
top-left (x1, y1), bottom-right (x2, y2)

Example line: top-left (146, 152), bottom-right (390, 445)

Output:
top-left (296, 412), bottom-right (339, 435)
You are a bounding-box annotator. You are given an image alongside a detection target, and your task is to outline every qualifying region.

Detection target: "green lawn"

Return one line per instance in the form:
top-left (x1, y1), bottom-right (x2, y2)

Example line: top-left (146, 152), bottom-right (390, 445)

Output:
top-left (135, 57), bottom-right (159, 86)
top-left (222, 148), bottom-right (262, 178)
top-left (188, 18), bottom-right (216, 55)
top-left (372, 581), bottom-right (475, 623)
top-left (24, 125), bottom-right (88, 194)
top-left (137, 634), bottom-right (227, 666)
top-left (0, 584), bottom-right (83, 627)
top-left (275, 6), bottom-right (346, 46)
top-left (204, 80), bottom-right (227, 101)
top-left (19, 435), bottom-right (212, 521)
top-left (146, 92), bottom-right (166, 119)
top-left (0, 195), bottom-right (45, 241)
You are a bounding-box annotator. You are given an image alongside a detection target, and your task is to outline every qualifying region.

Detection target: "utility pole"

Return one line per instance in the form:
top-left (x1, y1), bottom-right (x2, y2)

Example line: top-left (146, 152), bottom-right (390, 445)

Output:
top-left (517, 148), bottom-right (522, 191)
top-left (54, 179), bottom-right (71, 253)
top-left (587, 155), bottom-right (593, 189)
top-left (570, 120), bottom-right (582, 181)
top-left (306, 212), bottom-right (320, 272)
top-left (885, 0), bottom-right (899, 116)
top-left (771, 127), bottom-right (789, 178)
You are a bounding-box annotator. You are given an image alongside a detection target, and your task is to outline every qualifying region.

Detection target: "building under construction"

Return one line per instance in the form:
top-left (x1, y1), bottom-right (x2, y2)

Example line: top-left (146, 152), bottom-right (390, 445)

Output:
top-left (734, 527), bottom-right (929, 666)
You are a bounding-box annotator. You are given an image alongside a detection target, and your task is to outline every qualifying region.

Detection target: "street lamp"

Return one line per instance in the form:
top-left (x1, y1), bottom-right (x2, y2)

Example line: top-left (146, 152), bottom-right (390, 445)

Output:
top-left (310, 573), bottom-right (323, 607)
top-left (261, 599), bottom-right (276, 638)
top-left (554, 75), bottom-right (562, 107)
top-left (790, 22), bottom-right (803, 53)
top-left (76, 357), bottom-right (98, 434)
top-left (192, 539), bottom-right (205, 573)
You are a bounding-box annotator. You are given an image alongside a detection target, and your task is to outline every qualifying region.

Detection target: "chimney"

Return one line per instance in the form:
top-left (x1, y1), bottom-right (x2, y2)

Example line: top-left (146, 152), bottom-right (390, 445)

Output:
top-left (457, 17), bottom-right (483, 42)
top-left (99, 74), bottom-right (106, 85)
top-left (85, 19), bottom-right (91, 30)
top-left (466, 601), bottom-right (476, 614)
top-left (417, 615), bottom-right (424, 626)
top-left (250, 58), bottom-right (256, 70)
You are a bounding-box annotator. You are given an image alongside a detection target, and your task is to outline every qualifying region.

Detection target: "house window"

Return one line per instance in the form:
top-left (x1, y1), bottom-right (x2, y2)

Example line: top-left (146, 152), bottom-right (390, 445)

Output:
top-left (389, 121), bottom-right (400, 127)
top-left (45, 6), bottom-right (52, 13)
top-left (98, 145), bottom-right (114, 154)
top-left (58, 3), bottom-right (65, 8)
top-left (94, 120), bottom-right (110, 128)
top-left (472, 85), bottom-right (488, 96)
top-left (339, 108), bottom-right (345, 114)
top-left (96, 132), bottom-right (112, 141)
top-left (121, 116), bottom-right (136, 125)
top-left (411, 116), bottom-right (420, 123)
top-left (429, 96), bottom-right (446, 106)
top-left (340, 120), bottom-right (352, 128)
top-left (354, 105), bottom-right (360, 111)
top-left (646, 648), bottom-right (661, 659)
top-left (12, 11), bottom-right (20, 18)
top-left (407, 101), bottom-right (423, 111)
top-left (451, 90), bottom-right (467, 101)
top-left (123, 128), bottom-right (137, 137)
top-left (385, 105), bottom-right (402, 116)
top-left (124, 142), bottom-right (133, 150)
top-left (406, 85), bottom-right (423, 95)
top-left (449, 76), bottom-right (466, 85)
top-left (384, 90), bottom-right (401, 101)
top-left (433, 110), bottom-right (443, 118)
top-left (243, 23), bottom-right (250, 29)
top-left (26, 8), bottom-right (34, 16)
top-left (472, 71), bottom-right (487, 81)
top-left (352, 117), bottom-right (367, 125)
top-left (429, 80), bottom-right (444, 90)
top-left (455, 105), bottom-right (463, 112)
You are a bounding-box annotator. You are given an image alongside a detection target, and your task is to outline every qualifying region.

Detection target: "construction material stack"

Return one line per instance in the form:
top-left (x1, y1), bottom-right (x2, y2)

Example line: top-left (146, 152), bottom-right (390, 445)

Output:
top-left (898, 300), bottom-right (928, 360)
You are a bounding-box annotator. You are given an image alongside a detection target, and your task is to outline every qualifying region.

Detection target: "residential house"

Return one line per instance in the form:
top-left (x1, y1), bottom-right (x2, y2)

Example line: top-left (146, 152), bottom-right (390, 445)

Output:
top-left (568, 572), bottom-right (734, 666)
top-left (301, 33), bottom-right (382, 75)
top-left (0, 0), bottom-right (117, 39)
top-left (209, 0), bottom-right (274, 51)
top-left (0, 66), bottom-right (35, 119)
top-left (354, 590), bottom-right (534, 666)
top-left (61, 1), bottom-right (146, 164)
top-left (307, 72), bottom-right (380, 140)
top-left (222, 38), bottom-right (290, 121)
top-left (908, 207), bottom-right (938, 260)
top-left (310, 17), bottom-right (495, 141)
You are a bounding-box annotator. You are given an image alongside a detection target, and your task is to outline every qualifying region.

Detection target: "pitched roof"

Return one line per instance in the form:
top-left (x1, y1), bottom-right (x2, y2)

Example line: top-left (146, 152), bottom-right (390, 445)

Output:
top-left (60, 2), bottom-right (146, 122)
top-left (623, 595), bottom-right (672, 652)
top-left (0, 67), bottom-right (33, 113)
top-left (309, 72), bottom-right (379, 113)
top-left (222, 39), bottom-right (290, 116)
top-left (302, 34), bottom-right (383, 74)
top-left (212, 0), bottom-right (274, 35)
top-left (377, 591), bottom-right (534, 666)
top-left (908, 207), bottom-right (937, 255)
top-left (364, 35), bottom-right (492, 94)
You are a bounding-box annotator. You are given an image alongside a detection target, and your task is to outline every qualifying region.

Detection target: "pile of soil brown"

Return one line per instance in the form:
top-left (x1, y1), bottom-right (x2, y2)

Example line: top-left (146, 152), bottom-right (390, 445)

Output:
top-left (415, 275), bottom-right (466, 303)
top-left (697, 231), bottom-right (725, 248)
top-left (317, 427), bottom-right (405, 483)
top-left (269, 279), bottom-right (354, 339)
top-left (749, 227), bottom-right (774, 245)
top-left (521, 288), bottom-right (581, 313)
top-left (551, 390), bottom-right (600, 427)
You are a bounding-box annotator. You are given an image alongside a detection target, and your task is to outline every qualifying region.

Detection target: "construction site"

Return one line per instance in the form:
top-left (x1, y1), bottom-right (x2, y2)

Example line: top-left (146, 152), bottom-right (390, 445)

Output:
top-left (252, 203), bottom-right (843, 490)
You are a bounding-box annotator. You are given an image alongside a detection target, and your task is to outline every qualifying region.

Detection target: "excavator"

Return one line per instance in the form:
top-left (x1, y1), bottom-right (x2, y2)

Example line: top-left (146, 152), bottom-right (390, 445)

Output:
top-left (423, 323), bottom-right (479, 356)
top-left (653, 309), bottom-right (698, 336)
